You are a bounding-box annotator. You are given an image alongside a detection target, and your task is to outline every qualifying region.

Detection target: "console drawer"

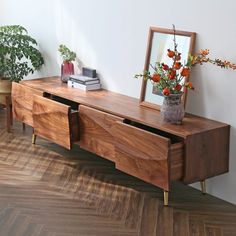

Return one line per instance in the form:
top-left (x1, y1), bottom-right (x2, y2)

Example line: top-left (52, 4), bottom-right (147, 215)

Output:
top-left (12, 82), bottom-right (43, 126)
top-left (32, 95), bottom-right (79, 150)
top-left (112, 121), bottom-right (184, 191)
top-left (79, 105), bottom-right (124, 162)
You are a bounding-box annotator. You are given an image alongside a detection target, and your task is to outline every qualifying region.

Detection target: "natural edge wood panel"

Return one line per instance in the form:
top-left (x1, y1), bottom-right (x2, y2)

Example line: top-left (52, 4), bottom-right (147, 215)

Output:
top-left (112, 122), bottom-right (183, 191)
top-left (12, 82), bottom-right (43, 126)
top-left (184, 126), bottom-right (230, 183)
top-left (79, 105), bottom-right (124, 162)
top-left (33, 95), bottom-right (73, 149)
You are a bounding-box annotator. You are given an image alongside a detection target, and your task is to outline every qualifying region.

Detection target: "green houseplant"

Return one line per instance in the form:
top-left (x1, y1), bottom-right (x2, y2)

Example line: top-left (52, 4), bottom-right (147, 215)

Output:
top-left (58, 44), bottom-right (76, 82)
top-left (58, 44), bottom-right (76, 62)
top-left (0, 25), bottom-right (44, 83)
top-left (0, 25), bottom-right (44, 106)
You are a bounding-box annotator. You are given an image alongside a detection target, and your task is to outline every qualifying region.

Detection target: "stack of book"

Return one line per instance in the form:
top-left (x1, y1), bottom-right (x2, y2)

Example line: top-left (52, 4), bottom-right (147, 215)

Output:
top-left (68, 75), bottom-right (101, 91)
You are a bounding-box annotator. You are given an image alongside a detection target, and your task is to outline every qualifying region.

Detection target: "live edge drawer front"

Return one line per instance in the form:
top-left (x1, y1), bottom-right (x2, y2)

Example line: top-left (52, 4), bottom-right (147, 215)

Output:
top-left (79, 105), bottom-right (124, 162)
top-left (32, 95), bottom-right (78, 150)
top-left (12, 82), bottom-right (43, 126)
top-left (112, 122), bottom-right (184, 191)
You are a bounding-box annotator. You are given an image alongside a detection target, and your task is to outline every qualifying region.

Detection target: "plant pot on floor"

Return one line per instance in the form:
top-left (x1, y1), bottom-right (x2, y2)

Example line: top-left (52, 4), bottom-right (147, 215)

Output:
top-left (0, 78), bottom-right (12, 106)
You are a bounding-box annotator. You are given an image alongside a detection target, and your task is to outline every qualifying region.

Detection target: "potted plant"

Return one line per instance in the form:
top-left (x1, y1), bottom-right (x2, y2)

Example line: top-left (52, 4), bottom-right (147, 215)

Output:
top-left (58, 44), bottom-right (76, 82)
top-left (0, 25), bottom-right (44, 104)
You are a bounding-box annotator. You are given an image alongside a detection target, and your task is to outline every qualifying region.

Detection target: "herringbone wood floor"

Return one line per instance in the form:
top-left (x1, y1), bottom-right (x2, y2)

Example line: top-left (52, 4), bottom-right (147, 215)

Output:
top-left (0, 110), bottom-right (236, 236)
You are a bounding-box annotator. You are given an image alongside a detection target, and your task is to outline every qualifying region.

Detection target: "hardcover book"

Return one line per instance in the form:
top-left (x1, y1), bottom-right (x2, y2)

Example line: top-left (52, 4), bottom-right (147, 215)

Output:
top-left (69, 75), bottom-right (98, 82)
top-left (69, 77), bottom-right (100, 85)
top-left (68, 80), bottom-right (101, 91)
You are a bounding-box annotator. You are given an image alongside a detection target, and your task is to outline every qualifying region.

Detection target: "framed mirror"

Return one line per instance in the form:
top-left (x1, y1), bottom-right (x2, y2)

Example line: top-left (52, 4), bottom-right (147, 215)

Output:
top-left (139, 26), bottom-right (196, 110)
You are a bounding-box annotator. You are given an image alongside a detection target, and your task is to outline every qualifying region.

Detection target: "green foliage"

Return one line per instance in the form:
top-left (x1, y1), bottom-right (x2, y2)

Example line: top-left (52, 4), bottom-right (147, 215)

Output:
top-left (58, 44), bottom-right (76, 62)
top-left (0, 25), bottom-right (44, 82)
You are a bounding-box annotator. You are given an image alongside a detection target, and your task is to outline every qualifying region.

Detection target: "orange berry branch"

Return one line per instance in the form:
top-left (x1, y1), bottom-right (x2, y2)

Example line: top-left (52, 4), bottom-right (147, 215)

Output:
top-left (187, 49), bottom-right (236, 70)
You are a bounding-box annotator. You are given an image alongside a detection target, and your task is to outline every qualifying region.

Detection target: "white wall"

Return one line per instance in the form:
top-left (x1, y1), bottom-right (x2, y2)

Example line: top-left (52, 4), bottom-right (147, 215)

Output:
top-left (1, 0), bottom-right (236, 204)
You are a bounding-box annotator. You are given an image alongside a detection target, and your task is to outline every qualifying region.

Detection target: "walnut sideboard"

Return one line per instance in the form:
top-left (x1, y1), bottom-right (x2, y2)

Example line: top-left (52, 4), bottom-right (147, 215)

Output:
top-left (11, 76), bottom-right (230, 206)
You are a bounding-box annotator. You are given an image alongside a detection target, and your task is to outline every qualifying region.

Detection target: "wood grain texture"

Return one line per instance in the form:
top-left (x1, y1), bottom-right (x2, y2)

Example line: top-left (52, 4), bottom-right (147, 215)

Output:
top-left (112, 122), bottom-right (183, 190)
top-left (0, 112), bottom-right (235, 236)
top-left (170, 143), bottom-right (184, 181)
top-left (20, 77), bottom-right (229, 139)
top-left (33, 95), bottom-right (73, 149)
top-left (17, 77), bottom-right (230, 197)
top-left (12, 82), bottom-right (43, 126)
top-left (79, 105), bottom-right (123, 162)
top-left (184, 126), bottom-right (230, 183)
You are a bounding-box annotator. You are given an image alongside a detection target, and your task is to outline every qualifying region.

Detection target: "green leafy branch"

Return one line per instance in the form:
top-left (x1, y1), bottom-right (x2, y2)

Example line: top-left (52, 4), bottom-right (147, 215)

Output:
top-left (58, 44), bottom-right (76, 62)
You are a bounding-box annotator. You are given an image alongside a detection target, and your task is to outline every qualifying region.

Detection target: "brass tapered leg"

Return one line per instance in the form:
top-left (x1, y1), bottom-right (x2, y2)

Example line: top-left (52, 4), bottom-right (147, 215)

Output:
top-left (200, 180), bottom-right (206, 194)
top-left (164, 190), bottom-right (169, 206)
top-left (32, 134), bottom-right (37, 144)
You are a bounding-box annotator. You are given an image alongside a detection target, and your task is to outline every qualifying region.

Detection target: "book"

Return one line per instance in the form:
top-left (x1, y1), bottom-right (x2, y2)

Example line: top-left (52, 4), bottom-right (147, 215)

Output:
top-left (68, 80), bottom-right (101, 91)
top-left (68, 77), bottom-right (100, 85)
top-left (69, 74), bottom-right (98, 83)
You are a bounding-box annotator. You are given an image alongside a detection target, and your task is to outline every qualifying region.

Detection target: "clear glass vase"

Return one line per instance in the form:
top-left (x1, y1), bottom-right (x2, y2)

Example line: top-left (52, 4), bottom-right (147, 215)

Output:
top-left (160, 93), bottom-right (185, 124)
top-left (61, 61), bottom-right (74, 83)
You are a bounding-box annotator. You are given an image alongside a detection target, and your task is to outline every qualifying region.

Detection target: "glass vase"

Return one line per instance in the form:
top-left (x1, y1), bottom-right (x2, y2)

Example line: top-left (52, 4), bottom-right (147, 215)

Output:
top-left (61, 61), bottom-right (74, 83)
top-left (160, 93), bottom-right (185, 124)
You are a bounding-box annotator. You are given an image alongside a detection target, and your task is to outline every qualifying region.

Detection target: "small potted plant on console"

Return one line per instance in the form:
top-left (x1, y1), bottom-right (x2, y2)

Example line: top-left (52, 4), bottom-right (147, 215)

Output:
top-left (58, 44), bottom-right (76, 83)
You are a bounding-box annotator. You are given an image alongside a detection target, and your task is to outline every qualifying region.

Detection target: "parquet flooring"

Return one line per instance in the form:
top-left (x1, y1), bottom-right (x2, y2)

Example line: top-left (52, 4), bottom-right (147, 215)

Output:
top-left (0, 109), bottom-right (236, 236)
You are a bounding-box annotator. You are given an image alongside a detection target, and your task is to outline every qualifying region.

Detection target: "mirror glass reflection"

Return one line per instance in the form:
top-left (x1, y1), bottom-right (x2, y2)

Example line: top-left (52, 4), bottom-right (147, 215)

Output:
top-left (140, 27), bottom-right (196, 110)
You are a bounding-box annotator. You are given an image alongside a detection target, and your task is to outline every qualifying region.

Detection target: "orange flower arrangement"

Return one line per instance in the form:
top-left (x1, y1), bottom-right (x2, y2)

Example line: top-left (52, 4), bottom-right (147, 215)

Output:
top-left (135, 34), bottom-right (236, 96)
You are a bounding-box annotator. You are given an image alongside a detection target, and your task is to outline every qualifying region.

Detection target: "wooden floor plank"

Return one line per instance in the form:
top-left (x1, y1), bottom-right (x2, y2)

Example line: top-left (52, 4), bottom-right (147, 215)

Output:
top-left (173, 210), bottom-right (190, 236)
top-left (0, 109), bottom-right (236, 236)
top-left (205, 226), bottom-right (223, 236)
top-left (156, 206), bottom-right (174, 236)
top-left (139, 197), bottom-right (159, 236)
top-left (189, 220), bottom-right (205, 236)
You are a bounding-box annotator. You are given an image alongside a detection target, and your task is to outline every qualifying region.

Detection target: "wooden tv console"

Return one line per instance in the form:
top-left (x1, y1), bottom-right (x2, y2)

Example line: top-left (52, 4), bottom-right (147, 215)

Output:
top-left (11, 76), bottom-right (230, 206)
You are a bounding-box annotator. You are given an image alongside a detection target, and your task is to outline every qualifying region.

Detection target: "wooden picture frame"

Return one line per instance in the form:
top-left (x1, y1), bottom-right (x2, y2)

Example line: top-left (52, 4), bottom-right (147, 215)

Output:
top-left (139, 27), bottom-right (196, 110)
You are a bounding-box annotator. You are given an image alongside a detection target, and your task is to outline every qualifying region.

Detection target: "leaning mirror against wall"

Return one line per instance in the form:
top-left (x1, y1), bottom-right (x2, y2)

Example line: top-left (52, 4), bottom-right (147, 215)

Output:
top-left (139, 27), bottom-right (196, 110)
